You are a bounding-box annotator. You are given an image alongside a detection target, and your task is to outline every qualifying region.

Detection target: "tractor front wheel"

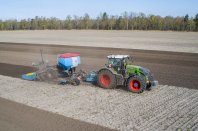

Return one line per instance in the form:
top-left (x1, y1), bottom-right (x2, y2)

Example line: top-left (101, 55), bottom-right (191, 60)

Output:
top-left (127, 75), bottom-right (145, 93)
top-left (97, 70), bottom-right (116, 89)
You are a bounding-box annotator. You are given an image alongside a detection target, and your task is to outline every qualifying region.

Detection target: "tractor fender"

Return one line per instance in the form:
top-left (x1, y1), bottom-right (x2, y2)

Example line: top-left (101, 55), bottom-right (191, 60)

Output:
top-left (97, 68), bottom-right (116, 75)
top-left (127, 74), bottom-right (135, 81)
top-left (122, 74), bottom-right (135, 86)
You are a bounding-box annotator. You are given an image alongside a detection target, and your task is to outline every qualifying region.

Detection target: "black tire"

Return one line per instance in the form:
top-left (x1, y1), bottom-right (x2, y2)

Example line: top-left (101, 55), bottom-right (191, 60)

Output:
top-left (140, 73), bottom-right (147, 90)
top-left (72, 78), bottom-right (80, 86)
top-left (127, 75), bottom-right (145, 93)
top-left (97, 69), bottom-right (116, 89)
top-left (46, 69), bottom-right (58, 80)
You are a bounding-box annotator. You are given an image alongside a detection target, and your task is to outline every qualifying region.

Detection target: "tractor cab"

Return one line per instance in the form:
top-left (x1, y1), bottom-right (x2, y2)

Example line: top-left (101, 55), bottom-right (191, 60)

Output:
top-left (107, 55), bottom-right (130, 75)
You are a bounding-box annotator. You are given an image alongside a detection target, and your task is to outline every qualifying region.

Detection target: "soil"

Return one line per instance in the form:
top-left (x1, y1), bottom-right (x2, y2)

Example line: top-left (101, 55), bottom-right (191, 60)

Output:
top-left (0, 30), bottom-right (198, 53)
top-left (0, 97), bottom-right (115, 131)
top-left (0, 42), bottom-right (198, 89)
top-left (0, 37), bottom-right (198, 130)
top-left (1, 75), bottom-right (197, 131)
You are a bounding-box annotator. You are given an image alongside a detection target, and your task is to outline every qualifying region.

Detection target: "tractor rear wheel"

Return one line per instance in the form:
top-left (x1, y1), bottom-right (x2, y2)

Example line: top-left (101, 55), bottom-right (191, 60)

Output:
top-left (97, 70), bottom-right (116, 89)
top-left (127, 75), bottom-right (145, 93)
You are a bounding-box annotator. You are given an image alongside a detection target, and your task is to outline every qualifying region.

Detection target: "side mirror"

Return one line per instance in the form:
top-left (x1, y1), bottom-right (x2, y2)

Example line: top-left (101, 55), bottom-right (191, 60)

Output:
top-left (131, 57), bottom-right (133, 63)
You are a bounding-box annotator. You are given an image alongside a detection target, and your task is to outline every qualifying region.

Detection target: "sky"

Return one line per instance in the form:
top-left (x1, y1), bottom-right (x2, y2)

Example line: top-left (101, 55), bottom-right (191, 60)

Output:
top-left (0, 0), bottom-right (198, 21)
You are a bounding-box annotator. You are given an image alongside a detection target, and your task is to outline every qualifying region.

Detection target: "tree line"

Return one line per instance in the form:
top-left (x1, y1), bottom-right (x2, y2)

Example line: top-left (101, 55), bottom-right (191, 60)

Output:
top-left (0, 12), bottom-right (198, 31)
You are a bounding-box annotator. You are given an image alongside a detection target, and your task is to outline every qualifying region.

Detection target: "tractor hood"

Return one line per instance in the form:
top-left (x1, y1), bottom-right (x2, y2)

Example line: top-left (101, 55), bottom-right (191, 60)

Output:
top-left (126, 65), bottom-right (150, 75)
top-left (139, 67), bottom-right (150, 75)
top-left (126, 65), bottom-right (142, 70)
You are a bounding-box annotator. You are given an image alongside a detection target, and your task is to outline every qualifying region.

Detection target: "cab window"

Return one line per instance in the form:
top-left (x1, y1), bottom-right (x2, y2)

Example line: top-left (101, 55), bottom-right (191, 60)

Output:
top-left (109, 58), bottom-right (121, 66)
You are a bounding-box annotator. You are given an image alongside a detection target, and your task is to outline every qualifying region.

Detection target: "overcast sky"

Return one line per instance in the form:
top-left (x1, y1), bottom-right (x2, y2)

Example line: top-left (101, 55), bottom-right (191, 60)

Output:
top-left (0, 0), bottom-right (197, 21)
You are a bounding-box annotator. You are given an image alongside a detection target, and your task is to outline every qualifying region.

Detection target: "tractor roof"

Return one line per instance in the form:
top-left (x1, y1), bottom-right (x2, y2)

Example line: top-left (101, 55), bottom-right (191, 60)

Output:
top-left (107, 55), bottom-right (129, 59)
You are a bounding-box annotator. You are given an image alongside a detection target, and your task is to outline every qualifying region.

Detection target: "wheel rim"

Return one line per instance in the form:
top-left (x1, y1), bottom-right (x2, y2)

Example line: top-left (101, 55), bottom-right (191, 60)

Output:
top-left (48, 73), bottom-right (52, 78)
top-left (130, 80), bottom-right (141, 91)
top-left (101, 74), bottom-right (111, 86)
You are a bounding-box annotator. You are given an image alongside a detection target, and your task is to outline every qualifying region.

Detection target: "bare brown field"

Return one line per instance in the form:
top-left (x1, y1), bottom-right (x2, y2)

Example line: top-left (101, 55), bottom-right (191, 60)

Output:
top-left (0, 31), bottom-right (198, 131)
top-left (1, 42), bottom-right (198, 89)
top-left (0, 30), bottom-right (198, 53)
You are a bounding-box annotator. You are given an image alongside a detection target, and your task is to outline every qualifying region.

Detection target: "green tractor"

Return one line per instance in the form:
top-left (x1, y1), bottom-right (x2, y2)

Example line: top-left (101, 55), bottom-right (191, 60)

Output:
top-left (97, 54), bottom-right (158, 93)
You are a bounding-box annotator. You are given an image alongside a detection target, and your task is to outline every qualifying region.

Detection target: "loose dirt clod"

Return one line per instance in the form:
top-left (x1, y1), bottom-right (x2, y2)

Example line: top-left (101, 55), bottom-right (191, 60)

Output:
top-left (0, 75), bottom-right (197, 131)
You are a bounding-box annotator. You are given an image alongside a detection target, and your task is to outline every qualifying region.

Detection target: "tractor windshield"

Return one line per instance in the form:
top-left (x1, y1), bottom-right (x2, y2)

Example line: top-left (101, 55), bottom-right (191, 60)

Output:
top-left (109, 58), bottom-right (121, 66)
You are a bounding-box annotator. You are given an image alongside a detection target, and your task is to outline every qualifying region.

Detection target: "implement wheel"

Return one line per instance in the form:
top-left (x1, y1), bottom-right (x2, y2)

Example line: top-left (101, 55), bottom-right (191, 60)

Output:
top-left (97, 70), bottom-right (116, 89)
top-left (72, 78), bottom-right (80, 86)
top-left (38, 73), bottom-right (46, 81)
top-left (127, 75), bottom-right (145, 93)
top-left (46, 69), bottom-right (58, 80)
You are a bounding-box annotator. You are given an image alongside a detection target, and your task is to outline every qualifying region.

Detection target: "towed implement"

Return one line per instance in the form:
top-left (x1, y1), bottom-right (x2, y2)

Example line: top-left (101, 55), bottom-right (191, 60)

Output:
top-left (22, 50), bottom-right (158, 93)
top-left (22, 50), bottom-right (84, 85)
